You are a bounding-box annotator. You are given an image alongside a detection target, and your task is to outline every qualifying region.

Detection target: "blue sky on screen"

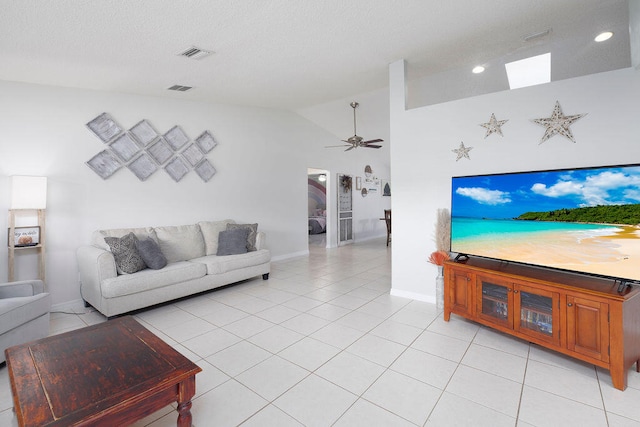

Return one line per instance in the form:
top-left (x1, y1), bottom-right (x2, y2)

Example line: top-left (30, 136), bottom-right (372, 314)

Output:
top-left (451, 165), bottom-right (640, 219)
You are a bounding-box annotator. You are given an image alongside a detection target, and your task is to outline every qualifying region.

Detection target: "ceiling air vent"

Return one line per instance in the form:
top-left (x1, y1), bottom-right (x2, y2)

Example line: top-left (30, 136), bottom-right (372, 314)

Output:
top-left (168, 85), bottom-right (193, 92)
top-left (177, 46), bottom-right (214, 60)
top-left (522, 28), bottom-right (552, 42)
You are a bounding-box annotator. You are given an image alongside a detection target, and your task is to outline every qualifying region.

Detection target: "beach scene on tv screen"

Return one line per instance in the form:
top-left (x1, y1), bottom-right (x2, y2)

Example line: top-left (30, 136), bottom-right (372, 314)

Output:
top-left (451, 165), bottom-right (640, 282)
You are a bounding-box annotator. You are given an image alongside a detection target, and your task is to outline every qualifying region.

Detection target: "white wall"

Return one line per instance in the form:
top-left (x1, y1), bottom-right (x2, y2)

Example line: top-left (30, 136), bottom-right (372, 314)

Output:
top-left (389, 61), bottom-right (640, 302)
top-left (0, 80), bottom-right (390, 307)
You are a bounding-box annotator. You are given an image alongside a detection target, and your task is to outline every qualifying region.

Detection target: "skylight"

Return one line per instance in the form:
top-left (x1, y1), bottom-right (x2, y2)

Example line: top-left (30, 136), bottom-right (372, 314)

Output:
top-left (505, 53), bottom-right (551, 90)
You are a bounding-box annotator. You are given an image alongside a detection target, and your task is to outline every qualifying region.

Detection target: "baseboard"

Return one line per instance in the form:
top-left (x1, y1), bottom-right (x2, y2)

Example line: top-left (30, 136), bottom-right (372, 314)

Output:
top-left (355, 234), bottom-right (387, 243)
top-left (390, 288), bottom-right (435, 304)
top-left (271, 234), bottom-right (386, 261)
top-left (271, 250), bottom-right (309, 262)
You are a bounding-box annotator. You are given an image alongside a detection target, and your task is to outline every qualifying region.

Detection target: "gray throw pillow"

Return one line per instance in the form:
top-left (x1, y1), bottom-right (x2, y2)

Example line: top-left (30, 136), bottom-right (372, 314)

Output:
top-left (226, 223), bottom-right (258, 251)
top-left (104, 232), bottom-right (147, 274)
top-left (217, 228), bottom-right (250, 256)
top-left (135, 238), bottom-right (167, 270)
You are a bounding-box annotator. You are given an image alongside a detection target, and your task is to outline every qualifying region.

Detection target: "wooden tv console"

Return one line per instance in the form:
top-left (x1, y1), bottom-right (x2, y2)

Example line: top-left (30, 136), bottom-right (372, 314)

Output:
top-left (443, 257), bottom-right (640, 391)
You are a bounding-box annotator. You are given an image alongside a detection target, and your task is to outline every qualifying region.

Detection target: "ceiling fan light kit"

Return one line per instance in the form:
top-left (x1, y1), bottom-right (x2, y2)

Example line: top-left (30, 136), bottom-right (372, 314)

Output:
top-left (326, 102), bottom-right (384, 151)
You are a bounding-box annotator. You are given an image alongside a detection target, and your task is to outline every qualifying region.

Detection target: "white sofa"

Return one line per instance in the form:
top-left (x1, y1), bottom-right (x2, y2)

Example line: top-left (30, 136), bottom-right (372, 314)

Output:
top-left (77, 220), bottom-right (270, 318)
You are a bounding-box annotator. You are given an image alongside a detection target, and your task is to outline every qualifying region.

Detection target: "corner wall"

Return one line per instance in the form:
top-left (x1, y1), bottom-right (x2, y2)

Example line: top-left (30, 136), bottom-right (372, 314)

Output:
top-left (389, 61), bottom-right (640, 302)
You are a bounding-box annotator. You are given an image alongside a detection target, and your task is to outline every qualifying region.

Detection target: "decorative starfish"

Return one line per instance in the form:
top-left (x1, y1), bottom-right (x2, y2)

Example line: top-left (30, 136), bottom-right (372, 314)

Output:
top-left (532, 101), bottom-right (586, 144)
top-left (480, 113), bottom-right (508, 138)
top-left (452, 141), bottom-right (473, 161)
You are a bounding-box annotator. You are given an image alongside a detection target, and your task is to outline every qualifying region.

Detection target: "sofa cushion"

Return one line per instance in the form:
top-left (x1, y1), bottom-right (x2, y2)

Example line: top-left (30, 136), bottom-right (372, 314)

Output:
top-left (135, 238), bottom-right (167, 270)
top-left (226, 223), bottom-right (258, 251)
top-left (198, 219), bottom-right (235, 255)
top-left (217, 228), bottom-right (250, 256)
top-left (92, 227), bottom-right (156, 251)
top-left (191, 249), bottom-right (271, 275)
top-left (104, 233), bottom-right (147, 274)
top-left (154, 224), bottom-right (205, 264)
top-left (101, 261), bottom-right (207, 298)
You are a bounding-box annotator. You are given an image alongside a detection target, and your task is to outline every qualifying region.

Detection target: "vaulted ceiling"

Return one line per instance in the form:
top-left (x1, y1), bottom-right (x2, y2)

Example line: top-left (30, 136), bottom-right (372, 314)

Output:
top-left (0, 1), bottom-right (631, 109)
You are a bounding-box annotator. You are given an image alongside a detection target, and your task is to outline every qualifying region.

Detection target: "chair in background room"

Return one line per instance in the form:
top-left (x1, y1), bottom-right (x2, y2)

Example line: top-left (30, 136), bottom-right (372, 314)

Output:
top-left (384, 209), bottom-right (391, 246)
top-left (0, 279), bottom-right (51, 364)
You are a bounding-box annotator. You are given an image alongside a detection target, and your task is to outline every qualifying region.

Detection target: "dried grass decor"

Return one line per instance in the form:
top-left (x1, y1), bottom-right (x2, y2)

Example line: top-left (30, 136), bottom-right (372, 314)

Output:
top-left (434, 208), bottom-right (451, 252)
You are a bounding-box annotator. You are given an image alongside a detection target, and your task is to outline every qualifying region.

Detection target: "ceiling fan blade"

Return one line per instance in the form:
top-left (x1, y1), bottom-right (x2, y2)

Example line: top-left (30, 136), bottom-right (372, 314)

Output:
top-left (325, 145), bottom-right (349, 148)
top-left (363, 139), bottom-right (383, 144)
top-left (364, 145), bottom-right (382, 148)
top-left (345, 146), bottom-right (355, 151)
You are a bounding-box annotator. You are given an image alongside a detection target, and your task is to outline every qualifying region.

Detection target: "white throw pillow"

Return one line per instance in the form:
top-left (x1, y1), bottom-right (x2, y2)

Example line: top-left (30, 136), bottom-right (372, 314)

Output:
top-left (154, 224), bottom-right (205, 263)
top-left (198, 219), bottom-right (235, 255)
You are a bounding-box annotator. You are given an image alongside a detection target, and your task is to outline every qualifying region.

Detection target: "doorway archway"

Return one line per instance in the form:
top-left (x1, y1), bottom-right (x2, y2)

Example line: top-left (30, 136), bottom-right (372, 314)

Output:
top-left (307, 168), bottom-right (330, 248)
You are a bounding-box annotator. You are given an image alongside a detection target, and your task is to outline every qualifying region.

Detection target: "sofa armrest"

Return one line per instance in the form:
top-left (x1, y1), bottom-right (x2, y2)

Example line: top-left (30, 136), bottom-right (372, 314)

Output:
top-left (255, 231), bottom-right (266, 251)
top-left (0, 280), bottom-right (45, 298)
top-left (77, 246), bottom-right (118, 308)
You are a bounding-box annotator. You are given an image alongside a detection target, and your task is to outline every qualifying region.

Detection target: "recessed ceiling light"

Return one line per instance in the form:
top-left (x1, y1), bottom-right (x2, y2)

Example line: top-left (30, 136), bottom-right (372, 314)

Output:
top-left (472, 66), bottom-right (485, 74)
top-left (595, 31), bottom-right (613, 42)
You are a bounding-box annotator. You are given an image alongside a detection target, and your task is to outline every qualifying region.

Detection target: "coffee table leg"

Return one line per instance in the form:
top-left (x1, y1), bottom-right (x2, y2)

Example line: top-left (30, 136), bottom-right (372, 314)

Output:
top-left (177, 376), bottom-right (196, 427)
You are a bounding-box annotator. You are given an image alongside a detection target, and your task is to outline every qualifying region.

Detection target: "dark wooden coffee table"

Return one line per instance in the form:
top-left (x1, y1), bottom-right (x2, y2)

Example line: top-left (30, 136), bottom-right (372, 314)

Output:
top-left (5, 316), bottom-right (201, 426)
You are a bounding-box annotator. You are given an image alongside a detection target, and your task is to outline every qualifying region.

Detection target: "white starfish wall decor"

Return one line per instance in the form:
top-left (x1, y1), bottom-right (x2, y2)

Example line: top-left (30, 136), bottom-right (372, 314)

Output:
top-left (452, 141), bottom-right (473, 161)
top-left (480, 113), bottom-right (508, 138)
top-left (532, 101), bottom-right (586, 144)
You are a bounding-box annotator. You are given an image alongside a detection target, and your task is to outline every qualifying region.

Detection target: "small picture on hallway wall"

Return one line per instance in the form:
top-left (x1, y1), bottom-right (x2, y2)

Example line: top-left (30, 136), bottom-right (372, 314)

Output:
top-left (382, 180), bottom-right (391, 196)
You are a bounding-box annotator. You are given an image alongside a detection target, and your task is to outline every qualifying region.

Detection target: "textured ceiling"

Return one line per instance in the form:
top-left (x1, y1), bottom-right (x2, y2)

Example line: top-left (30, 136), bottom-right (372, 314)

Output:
top-left (0, 0), bottom-right (631, 109)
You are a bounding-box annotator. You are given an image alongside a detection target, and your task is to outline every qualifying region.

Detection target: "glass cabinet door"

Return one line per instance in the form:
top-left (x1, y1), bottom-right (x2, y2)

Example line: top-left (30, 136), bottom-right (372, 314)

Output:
top-left (476, 276), bottom-right (513, 328)
top-left (514, 284), bottom-right (560, 346)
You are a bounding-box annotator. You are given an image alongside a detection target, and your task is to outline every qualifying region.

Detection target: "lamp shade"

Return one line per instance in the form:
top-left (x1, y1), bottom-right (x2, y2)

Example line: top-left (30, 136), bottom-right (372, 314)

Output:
top-left (9, 176), bottom-right (47, 209)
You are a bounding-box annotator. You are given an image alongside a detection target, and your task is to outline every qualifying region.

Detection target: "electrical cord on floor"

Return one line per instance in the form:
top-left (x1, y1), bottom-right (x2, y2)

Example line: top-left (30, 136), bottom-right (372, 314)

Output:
top-left (50, 284), bottom-right (98, 315)
top-left (50, 307), bottom-right (96, 315)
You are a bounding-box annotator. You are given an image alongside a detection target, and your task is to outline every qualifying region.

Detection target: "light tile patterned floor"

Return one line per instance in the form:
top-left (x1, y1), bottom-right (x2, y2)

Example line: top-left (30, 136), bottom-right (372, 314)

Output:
top-left (2, 237), bottom-right (640, 426)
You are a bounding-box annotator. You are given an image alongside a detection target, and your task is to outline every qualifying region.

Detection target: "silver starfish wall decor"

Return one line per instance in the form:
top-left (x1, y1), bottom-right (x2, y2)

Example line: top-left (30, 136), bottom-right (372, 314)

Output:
top-left (480, 113), bottom-right (508, 138)
top-left (452, 141), bottom-right (473, 161)
top-left (532, 101), bottom-right (586, 144)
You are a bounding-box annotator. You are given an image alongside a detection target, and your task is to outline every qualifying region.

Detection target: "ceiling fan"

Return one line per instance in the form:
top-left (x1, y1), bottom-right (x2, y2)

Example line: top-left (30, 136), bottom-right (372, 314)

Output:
top-left (326, 102), bottom-right (383, 151)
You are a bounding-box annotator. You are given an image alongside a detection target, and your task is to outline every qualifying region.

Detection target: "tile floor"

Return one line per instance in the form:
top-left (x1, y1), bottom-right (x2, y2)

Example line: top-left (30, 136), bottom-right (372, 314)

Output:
top-left (2, 237), bottom-right (640, 426)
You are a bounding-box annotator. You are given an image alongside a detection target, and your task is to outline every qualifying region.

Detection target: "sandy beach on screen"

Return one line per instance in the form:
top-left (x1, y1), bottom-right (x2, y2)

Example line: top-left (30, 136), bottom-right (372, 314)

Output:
top-left (455, 226), bottom-right (640, 280)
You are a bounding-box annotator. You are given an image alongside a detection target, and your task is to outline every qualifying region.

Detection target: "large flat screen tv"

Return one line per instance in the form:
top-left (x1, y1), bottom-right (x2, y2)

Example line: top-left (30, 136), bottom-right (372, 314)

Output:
top-left (451, 164), bottom-right (640, 283)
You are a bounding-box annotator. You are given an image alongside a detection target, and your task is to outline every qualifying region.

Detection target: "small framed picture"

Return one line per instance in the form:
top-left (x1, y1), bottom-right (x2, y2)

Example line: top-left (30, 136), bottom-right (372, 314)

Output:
top-left (356, 176), bottom-right (362, 190)
top-left (10, 226), bottom-right (40, 247)
top-left (382, 180), bottom-right (391, 196)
